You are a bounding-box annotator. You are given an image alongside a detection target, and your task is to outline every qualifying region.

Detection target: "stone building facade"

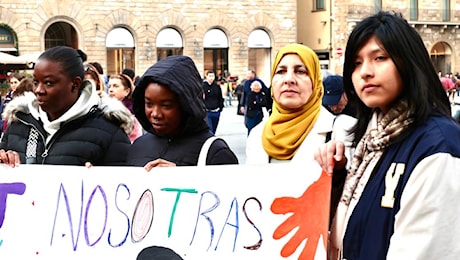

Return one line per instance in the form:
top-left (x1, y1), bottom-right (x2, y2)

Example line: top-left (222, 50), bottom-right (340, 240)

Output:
top-left (298, 0), bottom-right (460, 76)
top-left (0, 0), bottom-right (298, 85)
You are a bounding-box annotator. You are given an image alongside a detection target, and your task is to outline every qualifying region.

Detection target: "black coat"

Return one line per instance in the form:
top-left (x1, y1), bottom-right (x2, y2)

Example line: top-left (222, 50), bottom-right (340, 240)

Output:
top-left (0, 95), bottom-right (132, 166)
top-left (202, 80), bottom-right (224, 111)
top-left (245, 91), bottom-right (268, 118)
top-left (128, 55), bottom-right (238, 166)
top-left (127, 130), bottom-right (238, 166)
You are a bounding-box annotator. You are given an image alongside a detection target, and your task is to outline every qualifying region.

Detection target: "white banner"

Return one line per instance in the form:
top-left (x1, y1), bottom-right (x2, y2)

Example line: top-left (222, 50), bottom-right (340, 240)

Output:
top-left (0, 163), bottom-right (330, 259)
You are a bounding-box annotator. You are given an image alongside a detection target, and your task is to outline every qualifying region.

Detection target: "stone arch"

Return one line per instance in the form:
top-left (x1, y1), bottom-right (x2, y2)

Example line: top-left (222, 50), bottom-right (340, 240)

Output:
top-left (103, 9), bottom-right (141, 44)
top-left (247, 12), bottom-right (280, 46)
top-left (0, 7), bottom-right (19, 27)
top-left (195, 10), bottom-right (240, 47)
top-left (35, 1), bottom-right (91, 50)
top-left (430, 41), bottom-right (453, 75)
top-left (149, 9), bottom-right (193, 47)
top-left (39, 16), bottom-right (84, 50)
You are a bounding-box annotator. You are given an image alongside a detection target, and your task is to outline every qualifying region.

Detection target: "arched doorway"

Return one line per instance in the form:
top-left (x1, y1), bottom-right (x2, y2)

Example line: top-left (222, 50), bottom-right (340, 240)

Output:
top-left (0, 25), bottom-right (19, 85)
top-left (431, 41), bottom-right (452, 75)
top-left (106, 27), bottom-right (135, 76)
top-left (248, 29), bottom-right (271, 86)
top-left (0, 25), bottom-right (18, 54)
top-left (44, 22), bottom-right (78, 49)
top-left (156, 27), bottom-right (183, 61)
top-left (203, 28), bottom-right (228, 80)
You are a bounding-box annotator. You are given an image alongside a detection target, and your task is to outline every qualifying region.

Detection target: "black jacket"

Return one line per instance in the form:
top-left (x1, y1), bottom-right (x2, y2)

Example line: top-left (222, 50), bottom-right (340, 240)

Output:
top-left (202, 80), bottom-right (224, 111)
top-left (127, 55), bottom-right (238, 166)
top-left (0, 86), bottom-right (132, 166)
top-left (245, 90), bottom-right (268, 118)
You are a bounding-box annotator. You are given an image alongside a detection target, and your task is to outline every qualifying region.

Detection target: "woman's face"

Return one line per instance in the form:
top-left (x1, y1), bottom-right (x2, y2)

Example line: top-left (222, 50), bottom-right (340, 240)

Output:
top-left (33, 59), bottom-right (79, 121)
top-left (351, 36), bottom-right (403, 114)
top-left (144, 82), bottom-right (182, 136)
top-left (108, 77), bottom-right (130, 101)
top-left (9, 77), bottom-right (20, 91)
top-left (271, 54), bottom-right (313, 110)
top-left (251, 83), bottom-right (262, 93)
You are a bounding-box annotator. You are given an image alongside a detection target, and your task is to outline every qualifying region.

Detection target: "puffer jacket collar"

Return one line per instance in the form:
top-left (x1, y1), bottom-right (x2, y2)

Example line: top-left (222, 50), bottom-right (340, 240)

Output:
top-left (2, 80), bottom-right (134, 135)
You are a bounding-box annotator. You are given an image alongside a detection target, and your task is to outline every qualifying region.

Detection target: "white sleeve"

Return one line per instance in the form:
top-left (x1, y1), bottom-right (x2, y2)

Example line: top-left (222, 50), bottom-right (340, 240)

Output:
top-left (245, 123), bottom-right (269, 164)
top-left (331, 114), bottom-right (357, 168)
top-left (387, 153), bottom-right (460, 259)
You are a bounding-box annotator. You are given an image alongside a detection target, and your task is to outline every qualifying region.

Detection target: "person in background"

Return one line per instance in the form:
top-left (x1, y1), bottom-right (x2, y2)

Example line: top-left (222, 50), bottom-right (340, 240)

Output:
top-left (315, 11), bottom-right (460, 259)
top-left (122, 68), bottom-right (140, 86)
top-left (244, 80), bottom-right (268, 135)
top-left (127, 55), bottom-right (238, 170)
top-left (322, 75), bottom-right (357, 117)
top-left (440, 74), bottom-right (455, 102)
top-left (84, 63), bottom-right (106, 97)
top-left (108, 73), bottom-right (143, 143)
top-left (453, 94), bottom-right (460, 123)
top-left (240, 69), bottom-right (269, 115)
top-left (322, 74), bottom-right (357, 168)
top-left (234, 78), bottom-right (246, 115)
top-left (0, 46), bottom-right (132, 166)
top-left (2, 78), bottom-right (35, 133)
top-left (122, 68), bottom-right (136, 81)
top-left (202, 70), bottom-right (224, 134)
top-left (12, 77), bottom-right (34, 98)
top-left (223, 70), bottom-right (232, 106)
top-left (89, 61), bottom-right (108, 89)
top-left (2, 72), bottom-right (25, 112)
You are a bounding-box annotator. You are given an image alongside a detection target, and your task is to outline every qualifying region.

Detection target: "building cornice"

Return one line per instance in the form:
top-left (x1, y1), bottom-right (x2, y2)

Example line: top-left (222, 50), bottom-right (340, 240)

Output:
top-left (346, 18), bottom-right (460, 28)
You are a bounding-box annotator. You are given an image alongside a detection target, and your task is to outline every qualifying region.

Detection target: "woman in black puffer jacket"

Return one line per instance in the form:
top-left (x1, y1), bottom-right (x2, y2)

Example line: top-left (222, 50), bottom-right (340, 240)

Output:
top-left (0, 46), bottom-right (132, 166)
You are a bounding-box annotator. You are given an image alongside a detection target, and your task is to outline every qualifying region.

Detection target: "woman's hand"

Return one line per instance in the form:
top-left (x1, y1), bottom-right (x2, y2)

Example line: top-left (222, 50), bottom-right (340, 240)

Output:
top-left (314, 140), bottom-right (347, 175)
top-left (144, 159), bottom-right (176, 172)
top-left (0, 149), bottom-right (21, 168)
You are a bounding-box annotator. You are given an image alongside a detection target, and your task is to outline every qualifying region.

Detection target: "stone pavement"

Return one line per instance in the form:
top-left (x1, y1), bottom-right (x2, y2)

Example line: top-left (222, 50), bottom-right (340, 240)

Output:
top-left (214, 103), bottom-right (248, 164)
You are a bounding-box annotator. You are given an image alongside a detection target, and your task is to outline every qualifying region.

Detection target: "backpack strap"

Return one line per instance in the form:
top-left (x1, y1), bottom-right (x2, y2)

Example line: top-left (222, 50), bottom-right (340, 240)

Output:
top-left (197, 136), bottom-right (220, 166)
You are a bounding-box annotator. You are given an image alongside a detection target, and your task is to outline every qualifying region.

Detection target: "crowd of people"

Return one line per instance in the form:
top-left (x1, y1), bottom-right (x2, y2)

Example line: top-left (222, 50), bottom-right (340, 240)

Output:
top-left (439, 71), bottom-right (460, 123)
top-left (0, 10), bottom-right (459, 260)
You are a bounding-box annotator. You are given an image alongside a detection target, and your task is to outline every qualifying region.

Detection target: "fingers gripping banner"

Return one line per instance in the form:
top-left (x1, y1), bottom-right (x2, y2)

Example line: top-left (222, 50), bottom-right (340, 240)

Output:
top-left (0, 163), bottom-right (331, 259)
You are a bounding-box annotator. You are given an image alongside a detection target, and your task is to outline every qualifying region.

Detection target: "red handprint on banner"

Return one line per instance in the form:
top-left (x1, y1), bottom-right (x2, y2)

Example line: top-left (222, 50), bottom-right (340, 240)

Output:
top-left (271, 170), bottom-right (332, 259)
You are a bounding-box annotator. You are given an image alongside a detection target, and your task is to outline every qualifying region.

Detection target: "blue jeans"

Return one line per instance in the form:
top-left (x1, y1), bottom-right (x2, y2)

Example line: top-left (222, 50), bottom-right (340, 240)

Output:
top-left (207, 111), bottom-right (221, 134)
top-left (245, 111), bottom-right (263, 135)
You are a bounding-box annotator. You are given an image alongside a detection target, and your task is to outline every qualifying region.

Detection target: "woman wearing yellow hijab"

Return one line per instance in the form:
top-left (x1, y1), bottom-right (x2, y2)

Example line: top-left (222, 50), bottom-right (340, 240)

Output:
top-left (246, 43), bottom-right (336, 164)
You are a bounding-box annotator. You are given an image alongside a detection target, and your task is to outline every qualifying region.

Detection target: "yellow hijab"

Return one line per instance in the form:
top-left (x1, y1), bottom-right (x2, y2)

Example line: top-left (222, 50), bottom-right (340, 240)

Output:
top-left (262, 43), bottom-right (323, 160)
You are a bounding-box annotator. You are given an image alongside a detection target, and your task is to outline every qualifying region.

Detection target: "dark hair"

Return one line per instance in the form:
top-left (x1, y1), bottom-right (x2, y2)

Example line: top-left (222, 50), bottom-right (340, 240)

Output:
top-left (89, 61), bottom-right (104, 74)
top-left (13, 78), bottom-right (34, 97)
top-left (137, 246), bottom-right (183, 260)
top-left (10, 72), bottom-right (25, 82)
top-left (38, 46), bottom-right (85, 81)
top-left (206, 70), bottom-right (215, 76)
top-left (343, 11), bottom-right (451, 143)
top-left (84, 63), bottom-right (103, 91)
top-left (122, 68), bottom-right (135, 81)
top-left (77, 49), bottom-right (87, 62)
